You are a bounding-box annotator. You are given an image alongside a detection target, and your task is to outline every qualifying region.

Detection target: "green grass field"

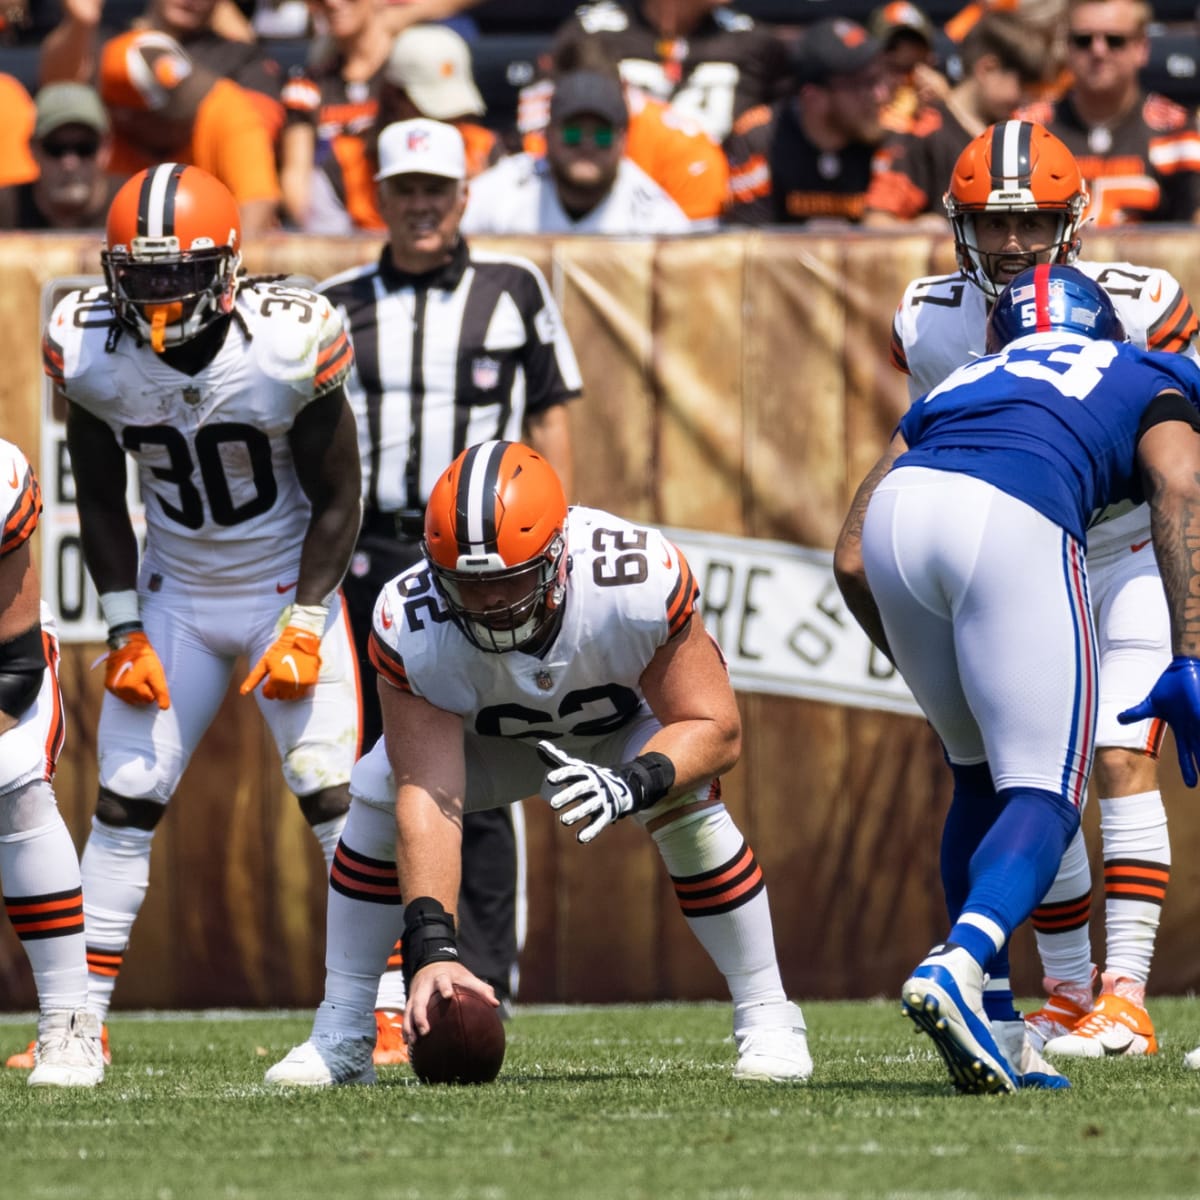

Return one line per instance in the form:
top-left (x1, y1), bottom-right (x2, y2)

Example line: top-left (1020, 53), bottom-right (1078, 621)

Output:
top-left (3, 999), bottom-right (1200, 1200)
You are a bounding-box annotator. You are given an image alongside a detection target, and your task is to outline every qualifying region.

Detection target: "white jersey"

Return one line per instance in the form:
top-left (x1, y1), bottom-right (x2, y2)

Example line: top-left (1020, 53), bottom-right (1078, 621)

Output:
top-left (890, 259), bottom-right (1200, 554)
top-left (368, 505), bottom-right (699, 755)
top-left (461, 153), bottom-right (691, 236)
top-left (43, 280), bottom-right (353, 588)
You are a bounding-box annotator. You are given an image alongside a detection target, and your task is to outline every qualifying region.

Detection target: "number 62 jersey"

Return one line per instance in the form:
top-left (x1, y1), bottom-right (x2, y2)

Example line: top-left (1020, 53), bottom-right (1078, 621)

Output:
top-left (367, 505), bottom-right (701, 754)
top-left (41, 279), bottom-right (353, 587)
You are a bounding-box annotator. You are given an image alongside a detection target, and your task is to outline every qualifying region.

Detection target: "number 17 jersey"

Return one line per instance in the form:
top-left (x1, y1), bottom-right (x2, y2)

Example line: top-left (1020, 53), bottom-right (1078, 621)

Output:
top-left (42, 280), bottom-right (353, 588)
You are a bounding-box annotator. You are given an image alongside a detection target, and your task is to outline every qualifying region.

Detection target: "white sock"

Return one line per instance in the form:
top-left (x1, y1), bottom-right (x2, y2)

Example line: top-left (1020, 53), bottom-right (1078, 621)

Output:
top-left (0, 819), bottom-right (87, 1011)
top-left (322, 800), bottom-right (402, 1026)
top-left (1100, 790), bottom-right (1169, 984)
top-left (1031, 826), bottom-right (1094, 989)
top-left (80, 818), bottom-right (155, 1021)
top-left (650, 806), bottom-right (787, 1014)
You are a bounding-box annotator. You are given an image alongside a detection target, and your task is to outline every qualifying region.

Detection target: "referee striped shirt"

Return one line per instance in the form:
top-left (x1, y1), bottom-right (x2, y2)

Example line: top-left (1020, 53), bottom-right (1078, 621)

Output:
top-left (318, 239), bottom-right (582, 516)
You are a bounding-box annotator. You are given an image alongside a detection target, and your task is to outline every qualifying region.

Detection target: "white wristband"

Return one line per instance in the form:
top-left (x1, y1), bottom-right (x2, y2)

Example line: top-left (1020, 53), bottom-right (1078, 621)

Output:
top-left (99, 589), bottom-right (141, 632)
top-left (288, 602), bottom-right (329, 637)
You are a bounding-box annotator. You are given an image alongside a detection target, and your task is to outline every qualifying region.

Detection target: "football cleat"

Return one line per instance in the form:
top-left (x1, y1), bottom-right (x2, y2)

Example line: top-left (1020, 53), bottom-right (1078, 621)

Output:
top-left (372, 1008), bottom-right (409, 1066)
top-left (993, 1019), bottom-right (1070, 1089)
top-left (27, 1010), bottom-right (105, 1088)
top-left (1183, 1045), bottom-right (1200, 1071)
top-left (265, 1031), bottom-right (376, 1087)
top-left (1043, 993), bottom-right (1157, 1058)
top-left (901, 946), bottom-right (1018, 1095)
top-left (733, 1000), bottom-right (812, 1082)
top-left (1023, 992), bottom-right (1091, 1052)
top-left (7, 1021), bottom-right (111, 1069)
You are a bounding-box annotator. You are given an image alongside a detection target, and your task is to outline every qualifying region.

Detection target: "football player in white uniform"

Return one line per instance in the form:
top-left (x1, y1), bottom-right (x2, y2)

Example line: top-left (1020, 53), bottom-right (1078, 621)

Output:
top-left (889, 120), bottom-right (1200, 1060)
top-left (0, 441), bottom-right (104, 1086)
top-left (266, 440), bottom-right (811, 1086)
top-left (38, 163), bottom-right (363, 1056)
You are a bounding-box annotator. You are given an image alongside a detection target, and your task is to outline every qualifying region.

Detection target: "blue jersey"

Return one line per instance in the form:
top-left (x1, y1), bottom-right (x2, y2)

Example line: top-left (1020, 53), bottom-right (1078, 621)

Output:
top-left (895, 333), bottom-right (1200, 544)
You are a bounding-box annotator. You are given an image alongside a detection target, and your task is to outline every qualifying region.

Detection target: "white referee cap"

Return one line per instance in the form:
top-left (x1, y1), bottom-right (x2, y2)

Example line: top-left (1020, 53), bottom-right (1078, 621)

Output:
top-left (375, 118), bottom-right (466, 182)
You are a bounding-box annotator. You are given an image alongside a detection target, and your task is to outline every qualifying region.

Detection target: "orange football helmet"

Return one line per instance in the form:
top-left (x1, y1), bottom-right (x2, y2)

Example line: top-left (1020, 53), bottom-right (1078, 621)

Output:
top-left (944, 120), bottom-right (1089, 298)
top-left (102, 162), bottom-right (242, 353)
top-left (424, 440), bottom-right (569, 653)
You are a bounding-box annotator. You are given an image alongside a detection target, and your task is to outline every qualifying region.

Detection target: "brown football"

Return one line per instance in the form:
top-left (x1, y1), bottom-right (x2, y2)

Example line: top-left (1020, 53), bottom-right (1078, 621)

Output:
top-left (409, 984), bottom-right (506, 1084)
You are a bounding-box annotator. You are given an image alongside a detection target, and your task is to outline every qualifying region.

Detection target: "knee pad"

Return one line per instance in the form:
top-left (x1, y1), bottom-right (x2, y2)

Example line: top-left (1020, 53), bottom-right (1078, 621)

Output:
top-left (0, 779), bottom-right (60, 837)
top-left (297, 784), bottom-right (352, 827)
top-left (95, 788), bottom-right (167, 830)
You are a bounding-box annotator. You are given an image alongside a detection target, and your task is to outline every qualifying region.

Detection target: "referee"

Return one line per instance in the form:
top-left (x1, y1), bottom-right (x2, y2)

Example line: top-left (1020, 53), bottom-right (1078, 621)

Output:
top-left (317, 118), bottom-right (582, 1061)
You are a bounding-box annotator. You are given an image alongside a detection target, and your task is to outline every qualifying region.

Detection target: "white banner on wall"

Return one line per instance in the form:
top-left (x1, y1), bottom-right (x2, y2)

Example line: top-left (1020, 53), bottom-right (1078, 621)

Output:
top-left (664, 527), bottom-right (920, 716)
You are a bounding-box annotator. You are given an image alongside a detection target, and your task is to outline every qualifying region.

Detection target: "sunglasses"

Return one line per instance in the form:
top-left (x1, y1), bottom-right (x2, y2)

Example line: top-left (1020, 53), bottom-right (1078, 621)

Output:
top-left (41, 138), bottom-right (101, 159)
top-left (560, 123), bottom-right (616, 148)
top-left (1068, 31), bottom-right (1135, 50)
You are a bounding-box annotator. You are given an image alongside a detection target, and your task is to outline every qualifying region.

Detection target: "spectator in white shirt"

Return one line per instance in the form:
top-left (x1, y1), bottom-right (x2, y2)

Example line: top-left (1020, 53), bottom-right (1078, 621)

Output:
top-left (461, 68), bottom-right (690, 235)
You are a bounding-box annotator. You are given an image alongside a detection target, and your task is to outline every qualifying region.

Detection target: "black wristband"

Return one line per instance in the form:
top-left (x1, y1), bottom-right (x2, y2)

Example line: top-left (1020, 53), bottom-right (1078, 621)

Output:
top-left (400, 896), bottom-right (459, 988)
top-left (615, 752), bottom-right (677, 812)
top-left (106, 621), bottom-right (144, 651)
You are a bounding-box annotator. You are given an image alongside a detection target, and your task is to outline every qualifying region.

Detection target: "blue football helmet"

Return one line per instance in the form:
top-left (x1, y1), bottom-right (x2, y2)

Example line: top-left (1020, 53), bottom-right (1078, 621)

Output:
top-left (986, 264), bottom-right (1126, 353)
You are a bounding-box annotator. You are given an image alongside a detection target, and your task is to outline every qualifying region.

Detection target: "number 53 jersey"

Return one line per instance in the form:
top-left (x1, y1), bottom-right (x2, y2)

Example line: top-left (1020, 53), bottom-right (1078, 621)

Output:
top-left (41, 280), bottom-right (353, 587)
top-left (368, 505), bottom-right (700, 753)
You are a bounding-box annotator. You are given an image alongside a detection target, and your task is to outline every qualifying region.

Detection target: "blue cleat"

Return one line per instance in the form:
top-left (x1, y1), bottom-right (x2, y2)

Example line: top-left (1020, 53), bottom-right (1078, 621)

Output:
top-left (902, 946), bottom-right (1018, 1095)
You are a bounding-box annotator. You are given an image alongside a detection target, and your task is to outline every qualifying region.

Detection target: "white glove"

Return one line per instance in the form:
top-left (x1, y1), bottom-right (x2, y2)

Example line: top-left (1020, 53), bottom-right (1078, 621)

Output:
top-left (537, 740), bottom-right (636, 844)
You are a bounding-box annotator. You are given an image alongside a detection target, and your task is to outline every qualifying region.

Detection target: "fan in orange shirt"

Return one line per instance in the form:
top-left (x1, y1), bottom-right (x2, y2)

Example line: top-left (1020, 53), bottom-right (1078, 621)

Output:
top-left (97, 30), bottom-right (280, 236)
top-left (519, 40), bottom-right (729, 227)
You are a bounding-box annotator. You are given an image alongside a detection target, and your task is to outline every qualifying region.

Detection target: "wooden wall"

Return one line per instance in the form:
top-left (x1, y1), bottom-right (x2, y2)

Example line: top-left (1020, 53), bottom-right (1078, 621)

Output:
top-left (2, 227), bottom-right (1199, 1009)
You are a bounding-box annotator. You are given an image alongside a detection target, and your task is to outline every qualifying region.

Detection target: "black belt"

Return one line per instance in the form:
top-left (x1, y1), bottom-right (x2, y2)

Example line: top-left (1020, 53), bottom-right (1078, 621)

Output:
top-left (361, 507), bottom-right (425, 539)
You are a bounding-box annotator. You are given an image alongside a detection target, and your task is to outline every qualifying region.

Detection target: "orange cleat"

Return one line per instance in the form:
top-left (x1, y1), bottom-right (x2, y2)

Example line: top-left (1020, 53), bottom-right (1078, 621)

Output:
top-left (1023, 993), bottom-right (1090, 1052)
top-left (1044, 993), bottom-right (1157, 1058)
top-left (372, 1008), bottom-right (409, 1066)
top-left (6, 1022), bottom-right (111, 1069)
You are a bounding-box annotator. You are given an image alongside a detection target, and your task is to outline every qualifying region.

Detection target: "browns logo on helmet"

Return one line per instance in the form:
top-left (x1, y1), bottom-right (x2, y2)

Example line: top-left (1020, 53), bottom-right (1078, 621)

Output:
top-left (944, 121), bottom-right (1089, 299)
top-left (102, 162), bottom-right (242, 353)
top-left (423, 440), bottom-right (569, 653)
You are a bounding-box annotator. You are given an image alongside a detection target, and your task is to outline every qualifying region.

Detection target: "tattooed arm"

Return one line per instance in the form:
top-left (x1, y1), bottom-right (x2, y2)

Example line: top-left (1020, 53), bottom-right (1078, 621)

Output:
top-left (833, 432), bottom-right (908, 661)
top-left (1138, 414), bottom-right (1200, 657)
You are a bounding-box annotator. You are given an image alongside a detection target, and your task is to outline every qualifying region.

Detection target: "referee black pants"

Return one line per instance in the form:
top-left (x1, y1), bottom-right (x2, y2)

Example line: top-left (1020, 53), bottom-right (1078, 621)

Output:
top-left (342, 528), bottom-right (519, 1003)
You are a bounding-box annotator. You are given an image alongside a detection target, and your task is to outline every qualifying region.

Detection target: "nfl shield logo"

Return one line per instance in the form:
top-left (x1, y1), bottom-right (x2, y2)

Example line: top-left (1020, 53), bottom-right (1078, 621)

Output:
top-left (182, 386), bottom-right (203, 406)
top-left (535, 670), bottom-right (553, 691)
top-left (471, 356), bottom-right (500, 390)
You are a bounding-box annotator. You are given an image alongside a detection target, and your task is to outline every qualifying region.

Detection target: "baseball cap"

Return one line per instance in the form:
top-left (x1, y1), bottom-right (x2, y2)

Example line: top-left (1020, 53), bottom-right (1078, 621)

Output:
top-left (384, 24), bottom-right (485, 120)
top-left (98, 30), bottom-right (210, 116)
top-left (794, 18), bottom-right (883, 86)
top-left (34, 83), bottom-right (110, 141)
top-left (868, 2), bottom-right (936, 48)
top-left (375, 118), bottom-right (466, 181)
top-left (549, 69), bottom-right (628, 129)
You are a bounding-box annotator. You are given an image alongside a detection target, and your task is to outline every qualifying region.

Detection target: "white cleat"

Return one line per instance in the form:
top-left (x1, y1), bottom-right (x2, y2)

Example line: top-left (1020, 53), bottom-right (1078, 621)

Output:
top-left (265, 1031), bottom-right (376, 1087)
top-left (734, 1001), bottom-right (812, 1081)
top-left (993, 1019), bottom-right (1070, 1090)
top-left (27, 1010), bottom-right (105, 1088)
top-left (1184, 1045), bottom-right (1200, 1071)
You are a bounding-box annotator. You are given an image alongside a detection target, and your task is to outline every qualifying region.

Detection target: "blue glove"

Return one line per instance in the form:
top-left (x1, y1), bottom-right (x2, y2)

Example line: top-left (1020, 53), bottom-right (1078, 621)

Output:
top-left (1118, 656), bottom-right (1200, 787)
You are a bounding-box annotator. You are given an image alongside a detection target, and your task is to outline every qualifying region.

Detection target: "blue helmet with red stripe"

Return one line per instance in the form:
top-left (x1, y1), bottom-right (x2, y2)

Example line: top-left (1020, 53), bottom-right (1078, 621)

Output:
top-left (985, 264), bottom-right (1126, 353)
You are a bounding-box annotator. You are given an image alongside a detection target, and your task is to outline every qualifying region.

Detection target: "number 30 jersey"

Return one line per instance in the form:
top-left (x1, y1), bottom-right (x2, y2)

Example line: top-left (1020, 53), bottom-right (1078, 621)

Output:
top-left (368, 505), bottom-right (700, 753)
top-left (42, 280), bottom-right (353, 587)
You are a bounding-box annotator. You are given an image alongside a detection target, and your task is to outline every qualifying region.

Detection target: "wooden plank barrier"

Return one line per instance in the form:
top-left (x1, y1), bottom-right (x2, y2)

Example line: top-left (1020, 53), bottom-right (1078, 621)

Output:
top-left (1, 228), bottom-right (1198, 1010)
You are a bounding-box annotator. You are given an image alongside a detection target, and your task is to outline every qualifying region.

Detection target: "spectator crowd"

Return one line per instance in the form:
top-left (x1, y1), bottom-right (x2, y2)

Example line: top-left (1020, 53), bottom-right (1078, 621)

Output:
top-left (3, 0), bottom-right (1200, 235)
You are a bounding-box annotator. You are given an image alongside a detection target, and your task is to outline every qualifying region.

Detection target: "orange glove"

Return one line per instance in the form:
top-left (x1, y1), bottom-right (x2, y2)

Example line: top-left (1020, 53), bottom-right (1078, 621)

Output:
top-left (239, 626), bottom-right (322, 701)
top-left (105, 631), bottom-right (171, 710)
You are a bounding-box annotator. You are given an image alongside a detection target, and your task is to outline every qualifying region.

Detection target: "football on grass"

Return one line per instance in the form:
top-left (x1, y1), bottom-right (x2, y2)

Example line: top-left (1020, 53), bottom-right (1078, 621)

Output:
top-left (410, 984), bottom-right (506, 1084)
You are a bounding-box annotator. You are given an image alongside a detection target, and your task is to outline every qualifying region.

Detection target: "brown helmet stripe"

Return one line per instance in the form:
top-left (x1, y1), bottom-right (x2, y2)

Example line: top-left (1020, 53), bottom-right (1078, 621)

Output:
top-left (136, 162), bottom-right (186, 239)
top-left (454, 440), bottom-right (507, 556)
